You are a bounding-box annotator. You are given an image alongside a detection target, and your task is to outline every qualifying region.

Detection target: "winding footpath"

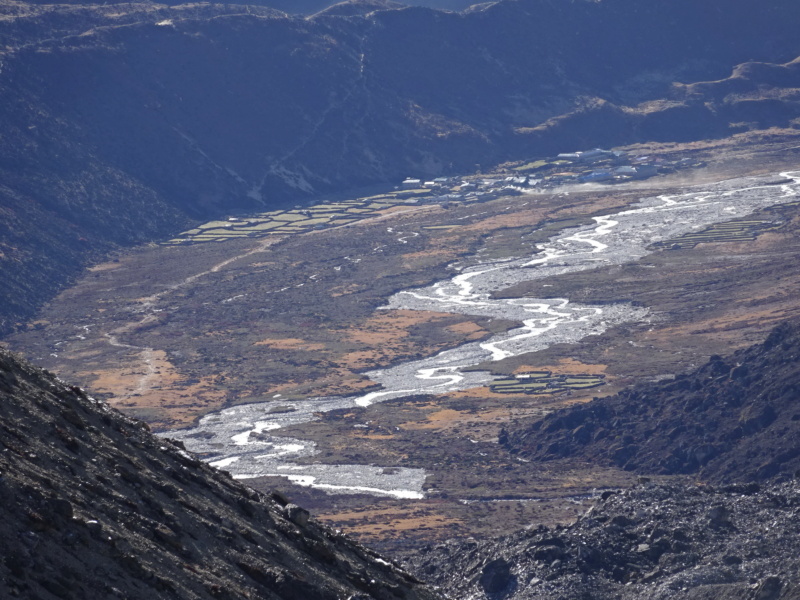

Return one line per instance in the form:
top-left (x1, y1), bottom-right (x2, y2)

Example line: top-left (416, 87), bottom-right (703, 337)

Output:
top-left (100, 238), bottom-right (280, 401)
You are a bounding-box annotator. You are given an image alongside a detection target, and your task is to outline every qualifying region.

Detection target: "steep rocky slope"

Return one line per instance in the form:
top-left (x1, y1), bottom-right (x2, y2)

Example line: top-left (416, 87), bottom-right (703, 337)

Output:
top-left (0, 347), bottom-right (441, 600)
top-left (2, 0), bottom-right (800, 334)
top-left (502, 320), bottom-right (800, 484)
top-left (402, 322), bottom-right (800, 600)
top-left (409, 479), bottom-right (800, 600)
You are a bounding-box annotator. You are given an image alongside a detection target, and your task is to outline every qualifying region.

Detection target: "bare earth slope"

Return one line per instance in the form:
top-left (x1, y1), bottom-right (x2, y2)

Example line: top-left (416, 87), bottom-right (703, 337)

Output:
top-left (0, 348), bottom-right (440, 600)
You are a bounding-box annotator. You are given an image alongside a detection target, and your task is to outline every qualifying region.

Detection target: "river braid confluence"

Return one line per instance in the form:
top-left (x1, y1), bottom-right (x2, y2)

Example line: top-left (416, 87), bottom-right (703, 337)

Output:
top-left (164, 171), bottom-right (800, 499)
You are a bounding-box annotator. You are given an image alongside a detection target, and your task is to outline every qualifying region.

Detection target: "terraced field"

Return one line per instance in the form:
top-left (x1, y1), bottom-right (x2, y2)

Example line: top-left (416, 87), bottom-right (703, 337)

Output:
top-left (489, 371), bottom-right (606, 395)
top-left (164, 192), bottom-right (435, 245)
top-left (651, 219), bottom-right (783, 250)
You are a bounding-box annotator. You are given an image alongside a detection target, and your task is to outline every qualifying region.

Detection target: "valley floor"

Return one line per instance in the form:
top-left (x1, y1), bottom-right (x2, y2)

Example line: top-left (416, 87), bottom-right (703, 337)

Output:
top-left (6, 130), bottom-right (800, 552)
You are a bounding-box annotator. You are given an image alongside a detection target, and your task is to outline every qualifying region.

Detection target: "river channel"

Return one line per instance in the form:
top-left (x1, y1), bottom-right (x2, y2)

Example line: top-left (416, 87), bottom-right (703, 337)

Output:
top-left (165, 171), bottom-right (800, 499)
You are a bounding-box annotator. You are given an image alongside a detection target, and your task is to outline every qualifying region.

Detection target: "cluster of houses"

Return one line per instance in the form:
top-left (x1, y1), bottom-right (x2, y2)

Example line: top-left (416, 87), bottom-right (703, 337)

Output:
top-left (552, 148), bottom-right (701, 185)
top-left (398, 148), bottom-right (704, 206)
top-left (544, 149), bottom-right (704, 186)
top-left (398, 175), bottom-right (526, 206)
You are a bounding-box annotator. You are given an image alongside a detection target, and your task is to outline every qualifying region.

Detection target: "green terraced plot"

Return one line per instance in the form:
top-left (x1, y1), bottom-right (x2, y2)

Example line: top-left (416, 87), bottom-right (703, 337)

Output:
top-left (513, 160), bottom-right (548, 172)
top-left (202, 231), bottom-right (250, 237)
top-left (652, 220), bottom-right (782, 250)
top-left (490, 371), bottom-right (605, 395)
top-left (292, 217), bottom-right (330, 226)
top-left (306, 213), bottom-right (349, 219)
top-left (271, 213), bottom-right (309, 222)
top-left (250, 221), bottom-right (286, 230)
top-left (516, 371), bottom-right (552, 379)
top-left (314, 203), bottom-right (358, 208)
top-left (162, 178), bottom-right (463, 247)
top-left (197, 221), bottom-right (233, 230)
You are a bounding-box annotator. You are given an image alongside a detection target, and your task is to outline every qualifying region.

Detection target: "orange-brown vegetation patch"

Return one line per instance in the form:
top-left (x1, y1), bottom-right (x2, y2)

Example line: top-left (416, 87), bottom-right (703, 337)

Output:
top-left (86, 349), bottom-right (226, 429)
top-left (513, 358), bottom-right (609, 376)
top-left (394, 400), bottom-right (539, 439)
top-left (345, 310), bottom-right (451, 345)
top-left (316, 503), bottom-right (462, 539)
top-left (445, 321), bottom-right (487, 340)
top-left (253, 337), bottom-right (327, 352)
top-left (400, 247), bottom-right (462, 270)
top-left (403, 408), bottom-right (463, 429)
top-left (283, 369), bottom-right (378, 398)
top-left (459, 210), bottom-right (548, 232)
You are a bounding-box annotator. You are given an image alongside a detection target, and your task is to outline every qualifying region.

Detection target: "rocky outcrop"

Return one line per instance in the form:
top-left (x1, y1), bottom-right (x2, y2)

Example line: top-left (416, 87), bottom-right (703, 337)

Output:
top-left (502, 320), bottom-right (800, 483)
top-left (0, 348), bottom-right (441, 600)
top-left (408, 480), bottom-right (800, 599)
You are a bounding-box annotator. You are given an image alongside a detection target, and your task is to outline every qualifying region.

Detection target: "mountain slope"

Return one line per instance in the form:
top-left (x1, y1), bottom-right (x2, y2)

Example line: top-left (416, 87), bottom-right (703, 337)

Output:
top-left (2, 0), bottom-right (800, 334)
top-left (501, 320), bottom-right (800, 483)
top-left (0, 347), bottom-right (441, 600)
top-left (408, 479), bottom-right (800, 600)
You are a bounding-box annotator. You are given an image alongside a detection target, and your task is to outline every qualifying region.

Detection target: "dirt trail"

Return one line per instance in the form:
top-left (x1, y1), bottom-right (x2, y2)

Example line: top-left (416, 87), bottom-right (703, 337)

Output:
top-left (102, 238), bottom-right (279, 401)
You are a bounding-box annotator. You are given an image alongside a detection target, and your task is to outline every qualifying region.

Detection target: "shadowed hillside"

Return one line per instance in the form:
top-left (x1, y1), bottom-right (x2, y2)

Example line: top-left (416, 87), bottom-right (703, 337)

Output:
top-left (1, 0), bottom-right (800, 333)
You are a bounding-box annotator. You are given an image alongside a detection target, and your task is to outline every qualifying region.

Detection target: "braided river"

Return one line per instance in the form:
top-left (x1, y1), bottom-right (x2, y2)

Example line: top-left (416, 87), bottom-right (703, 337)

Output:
top-left (165, 171), bottom-right (800, 499)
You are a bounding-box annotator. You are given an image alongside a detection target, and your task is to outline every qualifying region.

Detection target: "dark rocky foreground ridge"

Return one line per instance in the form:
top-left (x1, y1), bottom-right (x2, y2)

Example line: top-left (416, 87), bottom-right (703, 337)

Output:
top-left (0, 347), bottom-right (441, 600)
top-left (501, 320), bottom-right (800, 484)
top-left (408, 479), bottom-right (800, 600)
top-left (2, 0), bottom-right (800, 333)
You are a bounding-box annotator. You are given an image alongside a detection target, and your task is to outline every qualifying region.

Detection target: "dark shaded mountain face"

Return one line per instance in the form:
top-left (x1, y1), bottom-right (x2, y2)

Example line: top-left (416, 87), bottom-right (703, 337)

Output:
top-left (18, 0), bottom-right (480, 14)
top-left (263, 0), bottom-right (480, 15)
top-left (407, 479), bottom-right (800, 600)
top-left (314, 0), bottom-right (408, 17)
top-left (501, 320), bottom-right (800, 483)
top-left (2, 0), bottom-right (800, 334)
top-left (0, 348), bottom-right (441, 600)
